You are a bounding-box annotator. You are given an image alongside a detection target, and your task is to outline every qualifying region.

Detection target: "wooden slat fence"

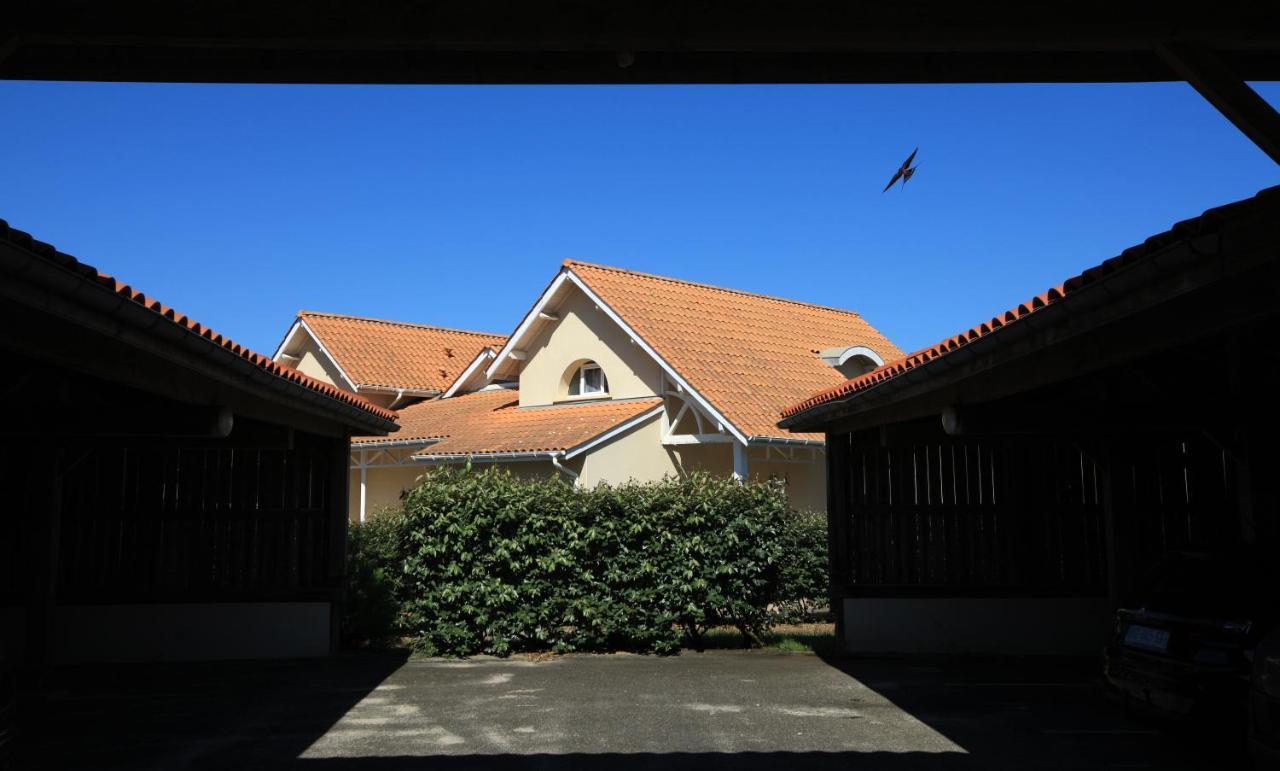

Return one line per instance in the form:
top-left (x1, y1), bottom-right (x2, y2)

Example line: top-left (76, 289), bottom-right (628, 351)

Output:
top-left (55, 440), bottom-right (335, 603)
top-left (831, 430), bottom-right (1237, 597)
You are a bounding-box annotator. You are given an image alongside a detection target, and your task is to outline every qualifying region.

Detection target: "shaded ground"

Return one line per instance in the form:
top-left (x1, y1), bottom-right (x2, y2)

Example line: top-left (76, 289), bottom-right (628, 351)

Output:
top-left (16, 651), bottom-right (1238, 769)
top-left (697, 622), bottom-right (838, 654)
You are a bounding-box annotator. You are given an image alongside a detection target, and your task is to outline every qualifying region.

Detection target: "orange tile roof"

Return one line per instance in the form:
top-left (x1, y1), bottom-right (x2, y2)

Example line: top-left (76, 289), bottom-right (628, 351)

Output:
top-left (0, 219), bottom-right (398, 428)
top-left (781, 185), bottom-right (1280, 423)
top-left (297, 311), bottom-right (506, 392)
top-left (565, 261), bottom-right (903, 441)
top-left (354, 389), bottom-right (662, 456)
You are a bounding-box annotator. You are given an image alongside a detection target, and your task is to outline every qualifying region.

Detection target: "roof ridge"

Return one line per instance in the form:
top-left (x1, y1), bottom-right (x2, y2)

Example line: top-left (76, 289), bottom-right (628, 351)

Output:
top-left (298, 310), bottom-right (505, 339)
top-left (562, 259), bottom-right (867, 317)
top-left (0, 220), bottom-right (398, 426)
top-left (780, 184), bottom-right (1280, 421)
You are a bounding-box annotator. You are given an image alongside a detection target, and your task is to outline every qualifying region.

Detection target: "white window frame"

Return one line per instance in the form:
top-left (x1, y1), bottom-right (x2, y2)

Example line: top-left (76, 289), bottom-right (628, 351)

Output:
top-left (569, 362), bottom-right (608, 396)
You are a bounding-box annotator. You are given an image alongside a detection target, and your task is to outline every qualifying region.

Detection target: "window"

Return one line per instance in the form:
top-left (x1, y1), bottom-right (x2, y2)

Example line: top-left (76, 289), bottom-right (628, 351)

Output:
top-left (568, 362), bottom-right (608, 396)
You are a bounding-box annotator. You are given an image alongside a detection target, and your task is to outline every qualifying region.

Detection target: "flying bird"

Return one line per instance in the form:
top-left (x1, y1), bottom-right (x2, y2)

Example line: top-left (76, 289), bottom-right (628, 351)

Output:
top-left (883, 148), bottom-right (919, 192)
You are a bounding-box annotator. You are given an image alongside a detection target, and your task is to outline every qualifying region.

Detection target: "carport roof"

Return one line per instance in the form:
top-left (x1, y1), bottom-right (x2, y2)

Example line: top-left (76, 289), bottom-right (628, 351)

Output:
top-left (0, 218), bottom-right (399, 431)
top-left (780, 185), bottom-right (1280, 429)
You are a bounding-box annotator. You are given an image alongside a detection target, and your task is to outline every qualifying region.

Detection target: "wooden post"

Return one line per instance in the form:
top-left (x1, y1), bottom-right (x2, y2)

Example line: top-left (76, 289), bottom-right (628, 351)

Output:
top-left (327, 437), bottom-right (351, 654)
top-left (25, 446), bottom-right (62, 683)
top-left (1098, 440), bottom-right (1123, 612)
top-left (825, 432), bottom-right (849, 650)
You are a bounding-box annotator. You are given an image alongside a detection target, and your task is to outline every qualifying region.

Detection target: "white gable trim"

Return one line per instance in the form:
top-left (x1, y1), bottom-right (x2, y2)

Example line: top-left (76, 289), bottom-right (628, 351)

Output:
top-left (564, 272), bottom-right (750, 446)
top-left (486, 268), bottom-right (750, 446)
top-left (485, 271), bottom-right (570, 379)
top-left (562, 404), bottom-right (665, 460)
top-left (442, 347), bottom-right (497, 399)
top-left (271, 317), bottom-right (359, 393)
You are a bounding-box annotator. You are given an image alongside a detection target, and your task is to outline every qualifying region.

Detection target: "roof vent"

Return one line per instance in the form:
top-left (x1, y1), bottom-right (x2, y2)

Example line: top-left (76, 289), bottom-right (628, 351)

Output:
top-left (818, 346), bottom-right (884, 379)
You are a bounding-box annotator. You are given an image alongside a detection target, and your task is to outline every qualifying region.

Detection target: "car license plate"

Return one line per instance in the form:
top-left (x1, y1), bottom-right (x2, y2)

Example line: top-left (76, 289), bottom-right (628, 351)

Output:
top-left (1124, 624), bottom-right (1170, 653)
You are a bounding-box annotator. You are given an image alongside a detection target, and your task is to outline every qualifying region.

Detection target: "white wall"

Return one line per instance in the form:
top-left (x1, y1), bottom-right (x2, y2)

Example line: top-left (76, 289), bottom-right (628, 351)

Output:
top-left (51, 602), bottom-right (332, 663)
top-left (841, 596), bottom-right (1114, 655)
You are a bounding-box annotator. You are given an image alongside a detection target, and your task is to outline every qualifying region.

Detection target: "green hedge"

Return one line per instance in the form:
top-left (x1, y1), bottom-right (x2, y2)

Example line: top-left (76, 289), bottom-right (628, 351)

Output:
top-left (345, 466), bottom-right (827, 656)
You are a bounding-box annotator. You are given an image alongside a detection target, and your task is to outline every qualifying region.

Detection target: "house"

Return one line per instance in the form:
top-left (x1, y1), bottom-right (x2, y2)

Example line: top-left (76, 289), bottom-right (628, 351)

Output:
top-left (271, 312), bottom-right (509, 519)
top-left (778, 187), bottom-right (1280, 655)
top-left (273, 310), bottom-right (507, 410)
top-left (287, 260), bottom-right (902, 521)
top-left (0, 219), bottom-right (398, 666)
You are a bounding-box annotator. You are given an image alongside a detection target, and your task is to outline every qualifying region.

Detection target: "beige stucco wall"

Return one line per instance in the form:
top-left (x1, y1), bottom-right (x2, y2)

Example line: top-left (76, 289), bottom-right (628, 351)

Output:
top-left (347, 443), bottom-right (825, 520)
top-left (517, 288), bottom-right (663, 407)
top-left (664, 442), bottom-right (826, 513)
top-left (349, 465), bottom-right (428, 522)
top-left (292, 333), bottom-right (347, 389)
top-left (747, 450), bottom-right (827, 513)
top-left (351, 460), bottom-right (569, 521)
top-left (577, 412), bottom-right (678, 487)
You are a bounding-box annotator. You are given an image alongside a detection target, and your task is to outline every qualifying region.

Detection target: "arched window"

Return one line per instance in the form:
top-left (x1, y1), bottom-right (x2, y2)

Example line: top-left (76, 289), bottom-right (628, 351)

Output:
top-left (567, 361), bottom-right (609, 396)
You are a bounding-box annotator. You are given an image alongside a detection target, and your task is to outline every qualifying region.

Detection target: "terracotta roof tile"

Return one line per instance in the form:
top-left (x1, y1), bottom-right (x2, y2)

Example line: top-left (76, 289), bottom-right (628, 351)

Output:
top-left (297, 311), bottom-right (505, 392)
top-left (354, 389), bottom-right (662, 456)
top-left (781, 185), bottom-right (1280, 422)
top-left (565, 261), bottom-right (903, 441)
top-left (0, 219), bottom-right (398, 427)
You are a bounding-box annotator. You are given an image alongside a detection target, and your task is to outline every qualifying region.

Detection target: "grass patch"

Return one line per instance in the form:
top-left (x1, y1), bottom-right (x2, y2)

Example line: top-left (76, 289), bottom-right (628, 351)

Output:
top-left (694, 623), bottom-right (836, 655)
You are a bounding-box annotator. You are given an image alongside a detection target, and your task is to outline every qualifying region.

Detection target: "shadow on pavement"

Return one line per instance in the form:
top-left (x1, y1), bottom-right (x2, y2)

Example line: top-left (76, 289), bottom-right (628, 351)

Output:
top-left (816, 651), bottom-right (1243, 770)
top-left (286, 751), bottom-right (977, 769)
top-left (10, 649), bottom-right (1244, 770)
top-left (15, 650), bottom-right (409, 770)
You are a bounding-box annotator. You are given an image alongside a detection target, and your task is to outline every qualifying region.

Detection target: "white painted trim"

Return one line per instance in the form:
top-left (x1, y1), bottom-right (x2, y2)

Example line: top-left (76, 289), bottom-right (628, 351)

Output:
top-left (662, 433), bottom-right (735, 445)
top-left (442, 348), bottom-right (497, 399)
top-left (359, 465), bottom-right (367, 524)
top-left (824, 343), bottom-right (885, 368)
top-left (563, 272), bottom-right (750, 445)
top-left (828, 345), bottom-right (885, 367)
top-left (484, 267), bottom-right (750, 445)
top-left (271, 318), bottom-right (306, 361)
top-left (732, 442), bottom-right (748, 481)
top-left (550, 454), bottom-right (580, 483)
top-left (351, 437), bottom-right (444, 450)
top-left (747, 435), bottom-right (826, 448)
top-left (562, 405), bottom-right (664, 460)
top-left (411, 451), bottom-right (556, 463)
top-left (357, 384), bottom-right (440, 398)
top-left (485, 271), bottom-right (571, 378)
top-left (273, 318), bottom-right (360, 393)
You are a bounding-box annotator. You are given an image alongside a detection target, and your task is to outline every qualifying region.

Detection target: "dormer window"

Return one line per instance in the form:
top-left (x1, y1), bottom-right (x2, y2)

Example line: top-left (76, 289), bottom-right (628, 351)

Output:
top-left (568, 362), bottom-right (608, 396)
top-left (818, 346), bottom-right (885, 379)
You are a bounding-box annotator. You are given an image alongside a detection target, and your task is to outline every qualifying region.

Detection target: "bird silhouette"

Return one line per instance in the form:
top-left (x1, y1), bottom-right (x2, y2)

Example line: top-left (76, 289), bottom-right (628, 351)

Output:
top-left (883, 148), bottom-right (919, 192)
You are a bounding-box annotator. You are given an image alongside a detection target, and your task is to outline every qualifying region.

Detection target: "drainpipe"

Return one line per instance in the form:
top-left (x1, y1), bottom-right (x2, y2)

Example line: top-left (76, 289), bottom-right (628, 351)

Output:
top-left (358, 453), bottom-right (368, 524)
top-left (550, 453), bottom-right (579, 485)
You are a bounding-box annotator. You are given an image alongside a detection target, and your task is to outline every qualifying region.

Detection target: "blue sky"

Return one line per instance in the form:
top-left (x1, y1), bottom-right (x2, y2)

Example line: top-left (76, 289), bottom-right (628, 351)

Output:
top-left (2, 81), bottom-right (1277, 355)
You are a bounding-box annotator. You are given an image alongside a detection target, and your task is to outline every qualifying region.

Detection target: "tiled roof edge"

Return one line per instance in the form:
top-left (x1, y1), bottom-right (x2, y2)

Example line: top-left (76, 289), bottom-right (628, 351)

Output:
top-left (563, 259), bottom-right (868, 317)
top-left (298, 310), bottom-right (506, 339)
top-left (0, 220), bottom-right (398, 426)
top-left (780, 185), bottom-right (1280, 421)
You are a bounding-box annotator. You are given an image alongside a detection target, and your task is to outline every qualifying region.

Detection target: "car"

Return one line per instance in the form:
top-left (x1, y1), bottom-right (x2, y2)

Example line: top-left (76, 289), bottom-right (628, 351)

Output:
top-left (1104, 551), bottom-right (1274, 720)
top-left (1252, 624), bottom-right (1280, 767)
